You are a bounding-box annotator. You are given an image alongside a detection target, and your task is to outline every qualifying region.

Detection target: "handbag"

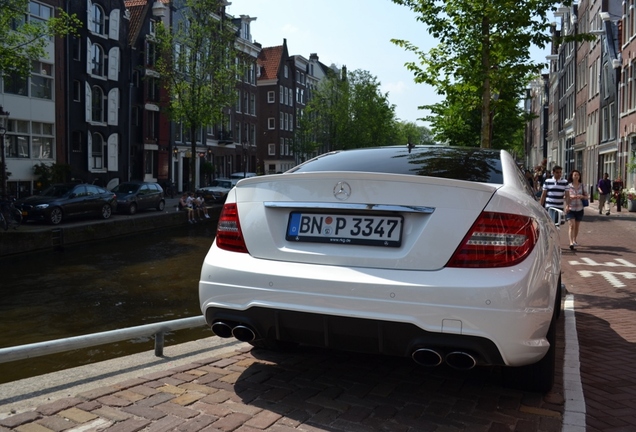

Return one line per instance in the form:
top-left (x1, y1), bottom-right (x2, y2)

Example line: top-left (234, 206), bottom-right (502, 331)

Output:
top-left (582, 198), bottom-right (589, 207)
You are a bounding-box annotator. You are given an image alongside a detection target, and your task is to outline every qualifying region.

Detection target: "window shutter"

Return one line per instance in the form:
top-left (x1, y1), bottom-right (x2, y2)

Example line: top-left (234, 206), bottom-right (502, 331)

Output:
top-left (87, 132), bottom-right (93, 168)
top-left (108, 88), bottom-right (119, 125)
top-left (87, 0), bottom-right (93, 32)
top-left (86, 39), bottom-right (92, 74)
top-left (109, 9), bottom-right (120, 40)
top-left (108, 47), bottom-right (119, 80)
top-left (85, 82), bottom-right (92, 122)
top-left (107, 134), bottom-right (118, 171)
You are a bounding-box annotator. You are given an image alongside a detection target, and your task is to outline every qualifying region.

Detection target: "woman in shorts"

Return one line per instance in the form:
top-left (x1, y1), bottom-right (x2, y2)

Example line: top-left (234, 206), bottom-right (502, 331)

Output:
top-left (565, 169), bottom-right (587, 250)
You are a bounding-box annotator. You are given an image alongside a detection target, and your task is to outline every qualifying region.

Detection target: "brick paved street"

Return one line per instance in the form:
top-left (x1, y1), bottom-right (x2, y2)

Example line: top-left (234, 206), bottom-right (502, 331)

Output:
top-left (559, 202), bottom-right (636, 432)
top-left (0, 203), bottom-right (634, 431)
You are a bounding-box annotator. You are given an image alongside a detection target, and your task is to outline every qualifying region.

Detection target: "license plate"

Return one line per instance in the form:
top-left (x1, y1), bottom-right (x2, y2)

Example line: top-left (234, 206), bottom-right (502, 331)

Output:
top-left (286, 212), bottom-right (403, 247)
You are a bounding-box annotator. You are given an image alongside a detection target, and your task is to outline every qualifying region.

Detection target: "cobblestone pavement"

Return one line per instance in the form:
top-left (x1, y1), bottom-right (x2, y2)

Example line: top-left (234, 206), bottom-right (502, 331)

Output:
top-left (0, 203), bottom-right (634, 431)
top-left (559, 202), bottom-right (636, 432)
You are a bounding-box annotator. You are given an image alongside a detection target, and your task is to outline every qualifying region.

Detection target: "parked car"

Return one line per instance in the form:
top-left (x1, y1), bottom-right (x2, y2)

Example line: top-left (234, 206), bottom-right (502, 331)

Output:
top-left (196, 178), bottom-right (234, 203)
top-left (199, 145), bottom-right (563, 393)
top-left (17, 183), bottom-right (116, 225)
top-left (111, 182), bottom-right (165, 215)
top-left (230, 172), bottom-right (257, 180)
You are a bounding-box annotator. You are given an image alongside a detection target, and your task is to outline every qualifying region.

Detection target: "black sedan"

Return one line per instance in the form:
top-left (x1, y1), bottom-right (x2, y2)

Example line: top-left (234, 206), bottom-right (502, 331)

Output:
top-left (111, 182), bottom-right (165, 215)
top-left (17, 183), bottom-right (116, 225)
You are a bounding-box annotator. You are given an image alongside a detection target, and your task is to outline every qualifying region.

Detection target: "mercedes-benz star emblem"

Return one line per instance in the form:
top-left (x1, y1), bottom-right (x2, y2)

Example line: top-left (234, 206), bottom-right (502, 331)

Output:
top-left (333, 181), bottom-right (351, 200)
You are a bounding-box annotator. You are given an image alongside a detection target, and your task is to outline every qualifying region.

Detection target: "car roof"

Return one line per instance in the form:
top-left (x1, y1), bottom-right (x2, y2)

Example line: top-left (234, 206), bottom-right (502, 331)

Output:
top-left (288, 145), bottom-right (504, 184)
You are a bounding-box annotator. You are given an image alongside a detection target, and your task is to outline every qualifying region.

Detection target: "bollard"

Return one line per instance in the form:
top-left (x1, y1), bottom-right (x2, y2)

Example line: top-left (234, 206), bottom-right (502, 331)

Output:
top-left (154, 332), bottom-right (165, 356)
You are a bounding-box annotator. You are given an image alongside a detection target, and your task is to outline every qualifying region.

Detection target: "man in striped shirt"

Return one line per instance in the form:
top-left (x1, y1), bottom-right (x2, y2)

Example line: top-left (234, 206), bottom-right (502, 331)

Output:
top-left (540, 165), bottom-right (569, 224)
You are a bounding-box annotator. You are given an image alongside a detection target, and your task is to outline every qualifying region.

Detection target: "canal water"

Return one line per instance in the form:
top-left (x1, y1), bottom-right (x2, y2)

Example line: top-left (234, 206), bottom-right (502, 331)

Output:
top-left (0, 223), bottom-right (216, 384)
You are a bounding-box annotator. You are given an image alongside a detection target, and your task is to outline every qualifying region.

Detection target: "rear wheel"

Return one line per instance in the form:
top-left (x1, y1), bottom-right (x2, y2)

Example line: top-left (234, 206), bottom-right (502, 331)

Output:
top-left (128, 203), bottom-right (137, 215)
top-left (49, 207), bottom-right (63, 225)
top-left (101, 204), bottom-right (112, 219)
top-left (156, 200), bottom-right (165, 211)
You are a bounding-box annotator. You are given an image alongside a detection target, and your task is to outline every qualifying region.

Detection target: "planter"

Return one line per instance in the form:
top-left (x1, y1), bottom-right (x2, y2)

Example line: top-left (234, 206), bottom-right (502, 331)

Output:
top-left (628, 199), bottom-right (636, 212)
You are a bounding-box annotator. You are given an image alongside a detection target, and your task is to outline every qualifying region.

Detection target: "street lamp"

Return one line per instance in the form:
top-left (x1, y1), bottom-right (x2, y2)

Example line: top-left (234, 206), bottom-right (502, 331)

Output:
top-left (0, 105), bottom-right (10, 200)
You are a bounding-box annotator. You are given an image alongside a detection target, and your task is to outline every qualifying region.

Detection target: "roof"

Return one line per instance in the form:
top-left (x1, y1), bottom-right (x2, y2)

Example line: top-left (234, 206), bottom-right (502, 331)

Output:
top-left (125, 0), bottom-right (148, 46)
top-left (257, 45), bottom-right (284, 81)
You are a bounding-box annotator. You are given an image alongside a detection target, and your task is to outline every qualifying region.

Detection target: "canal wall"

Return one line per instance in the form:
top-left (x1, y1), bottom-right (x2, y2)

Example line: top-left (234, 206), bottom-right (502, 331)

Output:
top-left (0, 206), bottom-right (221, 258)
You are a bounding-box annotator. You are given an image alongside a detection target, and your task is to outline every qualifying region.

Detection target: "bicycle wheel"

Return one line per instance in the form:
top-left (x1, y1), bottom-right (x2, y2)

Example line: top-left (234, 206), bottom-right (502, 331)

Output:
top-left (0, 212), bottom-right (7, 231)
top-left (10, 207), bottom-right (22, 228)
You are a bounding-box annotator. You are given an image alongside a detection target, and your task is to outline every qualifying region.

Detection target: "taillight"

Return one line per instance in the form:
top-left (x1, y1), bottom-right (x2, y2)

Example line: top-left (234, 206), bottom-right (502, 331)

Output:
top-left (215, 203), bottom-right (248, 253)
top-left (446, 212), bottom-right (538, 268)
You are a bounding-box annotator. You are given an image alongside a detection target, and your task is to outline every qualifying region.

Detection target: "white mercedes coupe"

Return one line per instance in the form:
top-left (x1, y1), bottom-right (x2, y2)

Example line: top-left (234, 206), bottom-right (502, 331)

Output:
top-left (199, 146), bottom-right (563, 393)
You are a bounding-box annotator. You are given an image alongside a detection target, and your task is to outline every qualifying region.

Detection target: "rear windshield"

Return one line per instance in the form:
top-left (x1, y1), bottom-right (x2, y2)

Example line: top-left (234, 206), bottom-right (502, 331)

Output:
top-left (289, 146), bottom-right (504, 184)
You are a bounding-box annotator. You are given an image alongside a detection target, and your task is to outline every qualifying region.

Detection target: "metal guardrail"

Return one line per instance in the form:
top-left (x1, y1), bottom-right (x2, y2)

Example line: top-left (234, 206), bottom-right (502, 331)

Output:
top-left (0, 315), bottom-right (207, 364)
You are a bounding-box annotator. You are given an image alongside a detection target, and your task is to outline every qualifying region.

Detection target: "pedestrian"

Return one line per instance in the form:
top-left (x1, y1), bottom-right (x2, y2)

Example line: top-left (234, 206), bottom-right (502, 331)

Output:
top-left (524, 169), bottom-right (536, 193)
top-left (597, 172), bottom-right (612, 215)
top-left (195, 194), bottom-right (210, 219)
top-left (565, 169), bottom-right (588, 250)
top-left (186, 192), bottom-right (200, 221)
top-left (179, 193), bottom-right (195, 224)
top-left (613, 175), bottom-right (624, 212)
top-left (539, 165), bottom-right (569, 224)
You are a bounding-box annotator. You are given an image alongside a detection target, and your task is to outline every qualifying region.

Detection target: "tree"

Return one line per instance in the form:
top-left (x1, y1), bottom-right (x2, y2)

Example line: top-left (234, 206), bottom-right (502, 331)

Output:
top-left (301, 68), bottom-right (398, 152)
top-left (391, 0), bottom-right (564, 149)
top-left (0, 0), bottom-right (80, 79)
top-left (154, 0), bottom-right (239, 191)
top-left (394, 121), bottom-right (434, 146)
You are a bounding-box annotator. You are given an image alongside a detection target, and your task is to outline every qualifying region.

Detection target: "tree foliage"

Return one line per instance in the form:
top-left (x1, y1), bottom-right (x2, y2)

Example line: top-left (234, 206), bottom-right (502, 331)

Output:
top-left (394, 121), bottom-right (434, 146)
top-left (154, 0), bottom-right (239, 191)
top-left (391, 0), bottom-right (563, 149)
top-left (0, 0), bottom-right (80, 79)
top-left (298, 68), bottom-right (398, 155)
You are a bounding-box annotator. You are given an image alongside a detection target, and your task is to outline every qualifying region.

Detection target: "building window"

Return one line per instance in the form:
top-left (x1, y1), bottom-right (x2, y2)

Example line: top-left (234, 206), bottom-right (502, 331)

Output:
top-left (267, 91), bottom-right (275, 103)
top-left (250, 93), bottom-right (256, 115)
top-left (236, 89), bottom-right (241, 112)
top-left (284, 65), bottom-right (288, 78)
top-left (91, 43), bottom-right (104, 76)
top-left (89, 3), bottom-right (105, 35)
top-left (268, 117), bottom-right (275, 129)
top-left (268, 143), bottom-right (275, 156)
top-left (30, 61), bottom-right (52, 99)
top-left (280, 112), bottom-right (284, 130)
top-left (72, 37), bottom-right (81, 60)
top-left (72, 131), bottom-right (82, 152)
top-left (5, 120), bottom-right (30, 158)
top-left (91, 133), bottom-right (104, 169)
top-left (73, 80), bottom-right (81, 101)
top-left (145, 40), bottom-right (156, 66)
top-left (280, 86), bottom-right (283, 104)
top-left (91, 86), bottom-right (104, 123)
top-left (3, 72), bottom-right (28, 96)
top-left (32, 122), bottom-right (53, 158)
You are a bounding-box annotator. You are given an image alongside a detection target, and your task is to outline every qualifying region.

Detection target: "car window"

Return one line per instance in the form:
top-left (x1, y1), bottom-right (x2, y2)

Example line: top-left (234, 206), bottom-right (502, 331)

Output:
top-left (86, 185), bottom-right (105, 195)
top-left (42, 185), bottom-right (72, 197)
top-left (73, 185), bottom-right (88, 197)
top-left (113, 183), bottom-right (140, 194)
top-left (289, 146), bottom-right (504, 184)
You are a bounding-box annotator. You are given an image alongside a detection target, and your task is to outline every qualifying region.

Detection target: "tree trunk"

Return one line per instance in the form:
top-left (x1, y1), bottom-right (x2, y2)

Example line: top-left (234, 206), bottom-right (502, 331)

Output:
top-left (481, 14), bottom-right (491, 149)
top-left (190, 125), bottom-right (197, 192)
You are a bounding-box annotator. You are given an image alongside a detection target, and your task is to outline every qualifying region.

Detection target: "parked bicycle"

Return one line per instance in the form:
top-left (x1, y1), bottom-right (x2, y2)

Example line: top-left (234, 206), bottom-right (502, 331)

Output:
top-left (0, 199), bottom-right (23, 231)
top-left (162, 181), bottom-right (176, 199)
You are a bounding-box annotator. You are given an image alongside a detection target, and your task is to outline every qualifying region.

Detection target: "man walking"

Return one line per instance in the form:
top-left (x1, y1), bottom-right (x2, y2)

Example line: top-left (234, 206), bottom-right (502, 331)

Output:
top-left (540, 165), bottom-right (569, 224)
top-left (597, 172), bottom-right (612, 215)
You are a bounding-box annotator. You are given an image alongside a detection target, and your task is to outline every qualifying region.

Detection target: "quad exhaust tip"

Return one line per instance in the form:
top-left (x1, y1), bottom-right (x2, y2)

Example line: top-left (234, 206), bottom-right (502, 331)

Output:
top-left (411, 348), bottom-right (477, 370)
top-left (211, 321), bottom-right (257, 342)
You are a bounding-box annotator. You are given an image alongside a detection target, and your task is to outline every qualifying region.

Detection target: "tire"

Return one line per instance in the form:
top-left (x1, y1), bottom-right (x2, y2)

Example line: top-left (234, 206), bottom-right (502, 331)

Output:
top-left (128, 203), bottom-right (137, 215)
top-left (49, 207), bottom-right (63, 225)
top-left (101, 204), bottom-right (112, 219)
top-left (502, 282), bottom-right (561, 393)
top-left (10, 208), bottom-right (22, 228)
top-left (156, 200), bottom-right (165, 211)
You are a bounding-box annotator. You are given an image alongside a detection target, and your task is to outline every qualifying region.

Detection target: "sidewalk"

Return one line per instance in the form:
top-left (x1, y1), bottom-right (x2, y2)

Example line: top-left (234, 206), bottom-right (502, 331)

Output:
top-left (560, 201), bottom-right (636, 431)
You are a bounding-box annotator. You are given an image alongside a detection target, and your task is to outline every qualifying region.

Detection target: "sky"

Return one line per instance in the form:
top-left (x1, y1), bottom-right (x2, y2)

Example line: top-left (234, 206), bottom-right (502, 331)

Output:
top-left (226, 0), bottom-right (551, 129)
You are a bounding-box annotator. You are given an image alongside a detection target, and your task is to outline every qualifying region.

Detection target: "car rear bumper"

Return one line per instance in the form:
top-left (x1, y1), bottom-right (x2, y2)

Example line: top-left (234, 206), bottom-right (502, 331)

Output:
top-left (199, 247), bottom-right (558, 367)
